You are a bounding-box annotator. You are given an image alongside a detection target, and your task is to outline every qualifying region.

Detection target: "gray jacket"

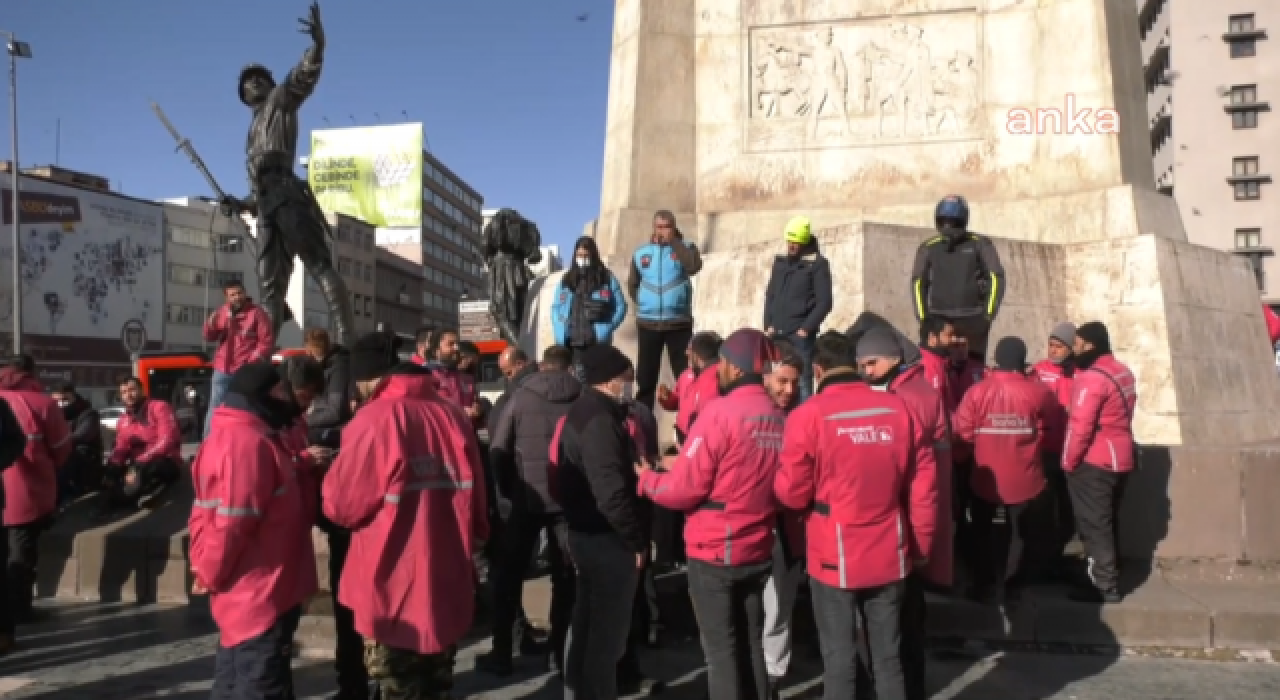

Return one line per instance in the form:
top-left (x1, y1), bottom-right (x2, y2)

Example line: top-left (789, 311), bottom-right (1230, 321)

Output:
top-left (490, 369), bottom-right (582, 514)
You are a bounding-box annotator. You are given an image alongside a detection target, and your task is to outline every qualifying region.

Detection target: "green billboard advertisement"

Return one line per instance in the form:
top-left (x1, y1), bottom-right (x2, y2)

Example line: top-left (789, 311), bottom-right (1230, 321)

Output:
top-left (308, 123), bottom-right (423, 228)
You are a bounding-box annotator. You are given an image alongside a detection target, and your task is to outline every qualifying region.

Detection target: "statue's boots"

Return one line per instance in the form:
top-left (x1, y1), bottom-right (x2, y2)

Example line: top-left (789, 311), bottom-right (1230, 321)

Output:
top-left (315, 267), bottom-right (357, 347)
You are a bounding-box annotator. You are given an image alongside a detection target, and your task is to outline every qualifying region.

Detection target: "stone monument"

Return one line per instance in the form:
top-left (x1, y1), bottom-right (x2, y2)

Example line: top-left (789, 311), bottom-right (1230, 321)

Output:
top-left (522, 0), bottom-right (1280, 562)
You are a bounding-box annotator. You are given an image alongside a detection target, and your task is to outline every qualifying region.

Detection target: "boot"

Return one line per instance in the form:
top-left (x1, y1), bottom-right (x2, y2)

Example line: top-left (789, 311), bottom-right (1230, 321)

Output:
top-left (314, 268), bottom-right (357, 347)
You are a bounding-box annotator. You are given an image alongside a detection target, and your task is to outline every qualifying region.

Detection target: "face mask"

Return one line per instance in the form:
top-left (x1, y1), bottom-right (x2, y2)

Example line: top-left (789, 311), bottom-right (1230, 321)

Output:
top-left (617, 381), bottom-right (634, 403)
top-left (56, 399), bottom-right (70, 408)
top-left (576, 257), bottom-right (591, 268)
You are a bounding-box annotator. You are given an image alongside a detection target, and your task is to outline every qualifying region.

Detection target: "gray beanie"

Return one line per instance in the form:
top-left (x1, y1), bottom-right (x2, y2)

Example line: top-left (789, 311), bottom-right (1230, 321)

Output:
top-left (1050, 322), bottom-right (1076, 345)
top-left (856, 328), bottom-right (902, 361)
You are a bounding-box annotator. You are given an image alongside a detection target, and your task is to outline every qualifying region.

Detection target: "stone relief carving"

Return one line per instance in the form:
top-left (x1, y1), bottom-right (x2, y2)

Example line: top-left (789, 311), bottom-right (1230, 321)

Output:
top-left (747, 15), bottom-right (984, 151)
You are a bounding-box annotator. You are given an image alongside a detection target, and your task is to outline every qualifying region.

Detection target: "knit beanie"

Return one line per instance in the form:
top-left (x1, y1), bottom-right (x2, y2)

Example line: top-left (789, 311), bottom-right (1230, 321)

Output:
top-left (719, 329), bottom-right (779, 375)
top-left (580, 344), bottom-right (633, 385)
top-left (350, 331), bottom-right (403, 382)
top-left (993, 337), bottom-right (1028, 371)
top-left (856, 328), bottom-right (902, 360)
top-left (1049, 322), bottom-right (1076, 346)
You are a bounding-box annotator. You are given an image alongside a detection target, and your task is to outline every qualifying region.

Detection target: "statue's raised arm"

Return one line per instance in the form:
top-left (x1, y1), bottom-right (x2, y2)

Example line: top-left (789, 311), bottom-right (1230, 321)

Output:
top-left (280, 2), bottom-right (325, 108)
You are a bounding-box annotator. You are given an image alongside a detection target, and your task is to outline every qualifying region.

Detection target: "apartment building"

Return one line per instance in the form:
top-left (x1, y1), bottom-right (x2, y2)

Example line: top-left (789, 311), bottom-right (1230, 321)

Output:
top-left (161, 198), bottom-right (257, 352)
top-left (329, 212), bottom-right (379, 339)
top-left (374, 247), bottom-right (427, 343)
top-left (1140, 2), bottom-right (1278, 302)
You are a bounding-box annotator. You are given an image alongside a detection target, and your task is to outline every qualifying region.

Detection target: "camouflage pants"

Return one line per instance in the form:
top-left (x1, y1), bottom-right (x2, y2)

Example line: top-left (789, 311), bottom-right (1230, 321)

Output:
top-left (364, 641), bottom-right (456, 700)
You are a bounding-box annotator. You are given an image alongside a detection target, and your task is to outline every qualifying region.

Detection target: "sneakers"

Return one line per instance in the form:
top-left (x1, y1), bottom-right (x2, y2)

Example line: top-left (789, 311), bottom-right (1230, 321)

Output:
top-left (136, 477), bottom-right (174, 510)
top-left (1069, 586), bottom-right (1123, 604)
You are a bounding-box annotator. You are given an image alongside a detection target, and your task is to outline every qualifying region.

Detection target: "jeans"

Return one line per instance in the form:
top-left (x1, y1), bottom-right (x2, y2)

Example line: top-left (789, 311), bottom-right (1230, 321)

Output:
top-left (211, 606), bottom-right (302, 700)
top-left (968, 490), bottom-right (1054, 597)
top-left (564, 531), bottom-right (640, 700)
top-left (326, 527), bottom-right (369, 697)
top-left (7, 515), bottom-right (50, 618)
top-left (785, 332), bottom-right (814, 402)
top-left (688, 558), bottom-right (772, 700)
top-left (491, 510), bottom-right (574, 665)
top-left (1068, 463), bottom-right (1129, 592)
top-left (635, 325), bottom-right (693, 411)
top-left (761, 541), bottom-right (806, 679)
top-left (811, 578), bottom-right (907, 700)
top-left (204, 370), bottom-right (233, 439)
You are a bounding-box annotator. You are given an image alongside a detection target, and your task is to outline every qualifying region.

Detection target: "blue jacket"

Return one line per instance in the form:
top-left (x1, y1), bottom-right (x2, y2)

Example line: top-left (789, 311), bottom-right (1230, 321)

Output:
top-left (627, 238), bottom-right (702, 326)
top-left (551, 272), bottom-right (628, 347)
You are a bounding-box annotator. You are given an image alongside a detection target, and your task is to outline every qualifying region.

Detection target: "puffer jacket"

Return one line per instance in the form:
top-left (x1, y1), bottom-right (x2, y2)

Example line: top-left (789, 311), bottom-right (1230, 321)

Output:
top-left (639, 380), bottom-right (784, 566)
top-left (953, 371), bottom-right (1047, 505)
top-left (202, 300), bottom-right (273, 375)
top-left (110, 398), bottom-right (182, 465)
top-left (0, 369), bottom-right (71, 526)
top-left (775, 375), bottom-right (937, 590)
top-left (1032, 359), bottom-right (1073, 454)
top-left (490, 369), bottom-right (582, 514)
top-left (1062, 355), bottom-right (1137, 473)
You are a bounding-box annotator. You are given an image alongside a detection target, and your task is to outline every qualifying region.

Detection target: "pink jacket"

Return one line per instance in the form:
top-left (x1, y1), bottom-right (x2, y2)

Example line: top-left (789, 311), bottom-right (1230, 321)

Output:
top-left (678, 362), bottom-right (720, 440)
top-left (426, 363), bottom-right (478, 426)
top-left (889, 363), bottom-right (954, 587)
top-left (948, 357), bottom-right (987, 408)
top-left (322, 371), bottom-right (489, 655)
top-left (1031, 359), bottom-right (1073, 453)
top-left (639, 383), bottom-right (784, 566)
top-left (658, 368), bottom-right (695, 413)
top-left (954, 371), bottom-right (1047, 505)
top-left (189, 407), bottom-right (318, 648)
top-left (202, 300), bottom-right (273, 375)
top-left (917, 348), bottom-right (954, 411)
top-left (0, 370), bottom-right (71, 526)
top-left (1062, 355), bottom-right (1137, 473)
top-left (1265, 304), bottom-right (1280, 346)
top-left (278, 419), bottom-right (319, 525)
top-left (775, 376), bottom-right (937, 590)
top-left (110, 398), bottom-right (182, 465)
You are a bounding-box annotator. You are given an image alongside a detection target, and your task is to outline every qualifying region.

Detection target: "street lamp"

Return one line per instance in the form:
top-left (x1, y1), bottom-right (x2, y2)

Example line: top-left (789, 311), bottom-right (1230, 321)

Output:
top-left (3, 32), bottom-right (31, 355)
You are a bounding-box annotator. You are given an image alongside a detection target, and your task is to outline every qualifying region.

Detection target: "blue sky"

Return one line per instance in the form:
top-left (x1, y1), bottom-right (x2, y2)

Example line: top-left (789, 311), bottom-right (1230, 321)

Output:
top-left (2, 0), bottom-right (614, 254)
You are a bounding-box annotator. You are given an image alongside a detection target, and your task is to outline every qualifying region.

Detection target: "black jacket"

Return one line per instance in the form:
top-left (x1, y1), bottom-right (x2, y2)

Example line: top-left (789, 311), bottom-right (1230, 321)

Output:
top-left (306, 346), bottom-right (352, 447)
top-left (910, 231), bottom-right (1005, 320)
top-left (763, 250), bottom-right (833, 335)
top-left (491, 369), bottom-right (581, 514)
top-left (557, 387), bottom-right (649, 552)
top-left (487, 363), bottom-right (537, 437)
top-left (64, 397), bottom-right (104, 466)
top-left (174, 396), bottom-right (206, 442)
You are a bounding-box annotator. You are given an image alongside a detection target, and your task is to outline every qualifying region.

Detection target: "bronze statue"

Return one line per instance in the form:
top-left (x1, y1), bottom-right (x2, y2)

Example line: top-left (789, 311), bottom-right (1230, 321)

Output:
top-left (220, 2), bottom-right (356, 346)
top-left (481, 209), bottom-right (542, 345)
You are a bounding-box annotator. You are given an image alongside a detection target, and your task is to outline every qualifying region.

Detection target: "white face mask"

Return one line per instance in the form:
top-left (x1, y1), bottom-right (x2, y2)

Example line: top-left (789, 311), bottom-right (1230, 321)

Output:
top-left (576, 256), bottom-right (591, 268)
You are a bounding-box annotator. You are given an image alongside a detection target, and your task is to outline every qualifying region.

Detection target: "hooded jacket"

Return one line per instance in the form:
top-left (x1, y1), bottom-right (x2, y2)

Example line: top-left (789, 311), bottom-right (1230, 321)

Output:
top-left (189, 405), bottom-right (318, 647)
top-left (63, 395), bottom-right (104, 471)
top-left (953, 371), bottom-right (1047, 505)
top-left (203, 299), bottom-right (273, 374)
top-left (323, 366), bottom-right (489, 655)
top-left (490, 369), bottom-right (582, 514)
top-left (487, 363), bottom-right (538, 437)
top-left (305, 345), bottom-right (353, 445)
top-left (110, 398), bottom-right (182, 465)
top-left (0, 369), bottom-right (71, 526)
top-left (639, 380), bottom-right (784, 566)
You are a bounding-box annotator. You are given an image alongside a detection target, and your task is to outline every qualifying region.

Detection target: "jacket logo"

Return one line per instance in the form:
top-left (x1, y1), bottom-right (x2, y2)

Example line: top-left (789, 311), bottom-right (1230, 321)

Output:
top-left (599, 289), bottom-right (611, 300)
top-left (640, 255), bottom-right (652, 269)
top-left (837, 426), bottom-right (894, 445)
top-left (670, 251), bottom-right (678, 260)
top-left (559, 291), bottom-right (568, 303)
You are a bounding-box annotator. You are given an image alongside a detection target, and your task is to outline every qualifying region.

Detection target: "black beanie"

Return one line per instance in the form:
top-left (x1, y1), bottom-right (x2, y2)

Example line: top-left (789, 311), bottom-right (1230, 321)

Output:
top-left (350, 331), bottom-right (403, 381)
top-left (228, 362), bottom-right (283, 399)
top-left (993, 337), bottom-right (1028, 371)
top-left (1075, 321), bottom-right (1111, 354)
top-left (580, 344), bottom-right (632, 386)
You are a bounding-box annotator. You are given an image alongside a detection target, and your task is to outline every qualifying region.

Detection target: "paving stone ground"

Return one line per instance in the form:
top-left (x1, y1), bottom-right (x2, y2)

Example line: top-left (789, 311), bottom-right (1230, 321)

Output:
top-left (1, 601), bottom-right (1280, 699)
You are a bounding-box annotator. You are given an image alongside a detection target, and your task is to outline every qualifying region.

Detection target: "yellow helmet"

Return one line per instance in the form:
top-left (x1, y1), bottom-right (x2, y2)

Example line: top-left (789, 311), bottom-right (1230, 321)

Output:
top-left (784, 216), bottom-right (812, 244)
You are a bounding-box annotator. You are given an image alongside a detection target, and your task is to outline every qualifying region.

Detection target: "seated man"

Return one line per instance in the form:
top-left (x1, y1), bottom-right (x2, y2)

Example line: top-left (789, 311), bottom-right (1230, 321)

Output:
top-left (99, 377), bottom-right (182, 516)
top-left (50, 382), bottom-right (104, 505)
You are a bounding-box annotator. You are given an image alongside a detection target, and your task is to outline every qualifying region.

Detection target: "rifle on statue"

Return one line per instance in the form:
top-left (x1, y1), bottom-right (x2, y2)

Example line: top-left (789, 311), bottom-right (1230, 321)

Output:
top-left (150, 102), bottom-right (259, 258)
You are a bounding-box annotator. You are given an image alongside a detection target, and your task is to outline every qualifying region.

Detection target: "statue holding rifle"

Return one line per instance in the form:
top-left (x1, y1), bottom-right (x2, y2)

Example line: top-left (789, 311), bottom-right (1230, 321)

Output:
top-left (219, 2), bottom-right (356, 346)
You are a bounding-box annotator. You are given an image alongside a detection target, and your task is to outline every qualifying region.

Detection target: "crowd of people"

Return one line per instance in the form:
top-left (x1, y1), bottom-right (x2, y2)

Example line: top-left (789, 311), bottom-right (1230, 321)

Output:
top-left (0, 195), bottom-right (1151, 700)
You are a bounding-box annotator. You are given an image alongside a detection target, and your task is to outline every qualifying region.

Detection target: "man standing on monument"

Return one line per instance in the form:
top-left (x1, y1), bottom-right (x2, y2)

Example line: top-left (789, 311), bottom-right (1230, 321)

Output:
top-left (910, 195), bottom-right (1005, 362)
top-left (763, 217), bottom-right (834, 401)
top-left (203, 281), bottom-right (273, 439)
top-left (628, 210), bottom-right (703, 412)
top-left (220, 2), bottom-right (357, 348)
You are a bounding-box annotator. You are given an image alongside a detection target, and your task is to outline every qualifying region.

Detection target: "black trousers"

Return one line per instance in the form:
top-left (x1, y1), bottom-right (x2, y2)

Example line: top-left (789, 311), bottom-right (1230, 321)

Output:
top-left (106, 457), bottom-right (181, 508)
top-left (951, 458), bottom-right (976, 581)
top-left (1042, 453), bottom-right (1076, 558)
top-left (7, 515), bottom-right (51, 617)
top-left (812, 578), bottom-right (906, 700)
top-left (326, 526), bottom-right (370, 697)
top-left (650, 507), bottom-right (685, 567)
top-left (635, 325), bottom-right (693, 411)
top-left (945, 315), bottom-right (991, 361)
top-left (1068, 463), bottom-right (1129, 592)
top-left (618, 560), bottom-right (659, 680)
top-left (491, 510), bottom-right (573, 663)
top-left (687, 559), bottom-right (771, 700)
top-left (900, 574), bottom-right (927, 700)
top-left (0, 523), bottom-right (11, 637)
top-left (211, 606), bottom-right (302, 700)
top-left (968, 490), bottom-right (1054, 596)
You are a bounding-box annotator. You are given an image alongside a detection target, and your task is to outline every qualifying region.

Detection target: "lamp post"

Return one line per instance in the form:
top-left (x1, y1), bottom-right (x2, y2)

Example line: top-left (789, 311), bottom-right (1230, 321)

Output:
top-left (3, 32), bottom-right (31, 356)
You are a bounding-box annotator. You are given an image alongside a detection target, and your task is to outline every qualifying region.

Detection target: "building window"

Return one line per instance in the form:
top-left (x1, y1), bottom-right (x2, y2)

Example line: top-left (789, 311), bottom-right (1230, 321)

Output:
top-left (1233, 110), bottom-right (1259, 129)
top-left (168, 224), bottom-right (211, 249)
top-left (1236, 228), bottom-right (1262, 249)
top-left (168, 263), bottom-right (206, 286)
top-left (364, 297), bottom-right (372, 315)
top-left (364, 263), bottom-right (372, 282)
top-left (1236, 181), bottom-right (1261, 200)
top-left (338, 257), bottom-right (351, 275)
top-left (1226, 14), bottom-right (1260, 58)
top-left (166, 303), bottom-right (205, 325)
top-left (211, 270), bottom-right (243, 288)
top-left (1235, 157), bottom-right (1259, 177)
top-left (216, 234), bottom-right (245, 253)
top-left (1232, 156), bottom-right (1266, 200)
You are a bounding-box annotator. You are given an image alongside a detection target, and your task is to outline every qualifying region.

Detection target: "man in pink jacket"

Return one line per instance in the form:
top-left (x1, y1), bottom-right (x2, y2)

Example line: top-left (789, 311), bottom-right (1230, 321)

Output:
top-left (202, 281), bottom-right (274, 438)
top-left (1063, 322), bottom-right (1136, 604)
top-left (189, 362), bottom-right (317, 697)
top-left (324, 332), bottom-right (489, 698)
top-left (100, 377), bottom-right (182, 516)
top-left (0, 356), bottom-right (70, 623)
top-left (1031, 322), bottom-right (1077, 564)
top-left (638, 329), bottom-right (784, 700)
top-left (775, 331), bottom-right (936, 700)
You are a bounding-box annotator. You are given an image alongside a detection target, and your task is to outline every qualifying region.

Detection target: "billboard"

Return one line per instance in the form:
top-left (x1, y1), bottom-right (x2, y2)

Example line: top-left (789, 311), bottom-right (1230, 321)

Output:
top-left (309, 123), bottom-right (423, 228)
top-left (0, 173), bottom-right (164, 381)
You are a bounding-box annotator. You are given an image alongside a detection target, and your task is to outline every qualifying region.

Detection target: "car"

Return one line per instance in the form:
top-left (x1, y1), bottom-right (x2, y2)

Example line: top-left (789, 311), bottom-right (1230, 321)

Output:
top-left (99, 405), bottom-right (126, 432)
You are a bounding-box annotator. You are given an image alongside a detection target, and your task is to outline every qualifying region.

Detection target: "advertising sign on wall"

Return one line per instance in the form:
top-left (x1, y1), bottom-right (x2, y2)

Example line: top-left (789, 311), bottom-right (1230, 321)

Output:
top-left (309, 123), bottom-right (423, 228)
